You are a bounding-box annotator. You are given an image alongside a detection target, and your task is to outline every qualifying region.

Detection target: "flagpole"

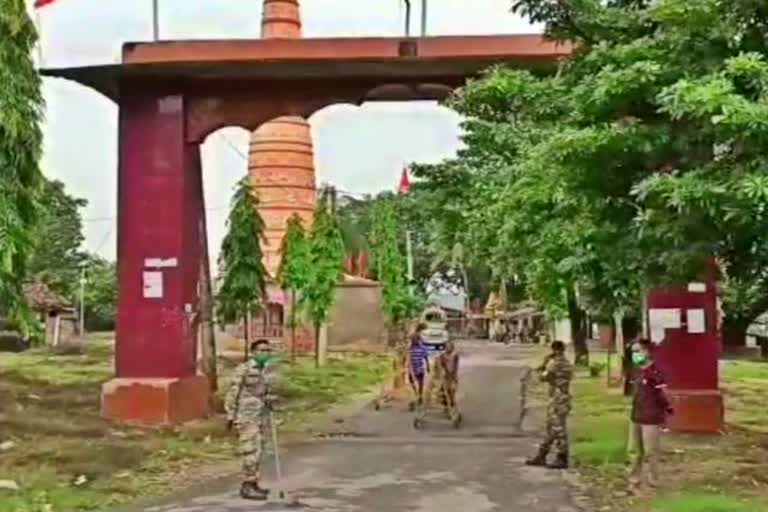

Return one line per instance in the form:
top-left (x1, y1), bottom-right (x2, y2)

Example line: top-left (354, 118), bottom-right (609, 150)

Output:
top-left (152, 0), bottom-right (159, 41)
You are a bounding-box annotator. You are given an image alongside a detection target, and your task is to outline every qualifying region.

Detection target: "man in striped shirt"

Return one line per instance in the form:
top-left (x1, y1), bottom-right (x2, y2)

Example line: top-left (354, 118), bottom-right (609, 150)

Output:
top-left (408, 323), bottom-right (431, 406)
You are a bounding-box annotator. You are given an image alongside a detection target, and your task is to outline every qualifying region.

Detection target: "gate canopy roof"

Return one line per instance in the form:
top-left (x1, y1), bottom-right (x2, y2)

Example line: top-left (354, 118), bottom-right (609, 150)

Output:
top-left (41, 35), bottom-right (571, 101)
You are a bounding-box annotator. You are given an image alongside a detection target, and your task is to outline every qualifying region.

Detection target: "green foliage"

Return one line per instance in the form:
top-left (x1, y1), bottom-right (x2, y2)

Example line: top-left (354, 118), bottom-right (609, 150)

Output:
top-left (370, 198), bottom-right (421, 324)
top-left (335, 189), bottom-right (495, 305)
top-left (28, 178), bottom-right (88, 301)
top-left (588, 361), bottom-right (606, 378)
top-left (216, 178), bottom-right (268, 324)
top-left (0, 1), bottom-right (44, 334)
top-left (277, 214), bottom-right (311, 294)
top-left (82, 255), bottom-right (117, 331)
top-left (414, 0), bottom-right (768, 337)
top-left (277, 214), bottom-right (311, 351)
top-left (302, 199), bottom-right (344, 332)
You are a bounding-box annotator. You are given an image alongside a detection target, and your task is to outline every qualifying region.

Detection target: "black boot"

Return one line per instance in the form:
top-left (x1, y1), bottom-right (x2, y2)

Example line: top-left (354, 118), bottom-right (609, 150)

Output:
top-left (547, 453), bottom-right (569, 469)
top-left (525, 453), bottom-right (548, 467)
top-left (240, 482), bottom-right (269, 500)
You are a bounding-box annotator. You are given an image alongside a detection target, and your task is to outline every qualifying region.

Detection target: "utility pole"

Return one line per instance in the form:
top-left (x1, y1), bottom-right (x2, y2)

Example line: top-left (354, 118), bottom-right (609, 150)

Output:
top-left (79, 268), bottom-right (86, 336)
top-left (406, 231), bottom-right (414, 293)
top-left (420, 0), bottom-right (428, 36)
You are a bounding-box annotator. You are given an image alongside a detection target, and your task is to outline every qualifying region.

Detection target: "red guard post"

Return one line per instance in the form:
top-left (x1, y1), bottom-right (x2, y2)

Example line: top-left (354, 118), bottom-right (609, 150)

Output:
top-left (647, 273), bottom-right (724, 433)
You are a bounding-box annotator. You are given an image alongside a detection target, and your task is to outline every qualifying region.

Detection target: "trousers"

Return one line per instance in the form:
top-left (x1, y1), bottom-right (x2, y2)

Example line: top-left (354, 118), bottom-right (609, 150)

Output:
top-left (538, 407), bottom-right (569, 457)
top-left (237, 417), bottom-right (266, 483)
top-left (629, 422), bottom-right (660, 485)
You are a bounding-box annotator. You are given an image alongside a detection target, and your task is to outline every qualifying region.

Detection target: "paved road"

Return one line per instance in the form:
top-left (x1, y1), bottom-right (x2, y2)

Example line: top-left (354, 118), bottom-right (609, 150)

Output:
top-left (139, 342), bottom-right (582, 512)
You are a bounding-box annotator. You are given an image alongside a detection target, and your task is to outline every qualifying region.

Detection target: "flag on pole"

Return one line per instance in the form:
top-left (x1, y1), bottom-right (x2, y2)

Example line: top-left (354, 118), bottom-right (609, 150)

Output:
top-left (398, 167), bottom-right (411, 194)
top-left (34, 0), bottom-right (58, 8)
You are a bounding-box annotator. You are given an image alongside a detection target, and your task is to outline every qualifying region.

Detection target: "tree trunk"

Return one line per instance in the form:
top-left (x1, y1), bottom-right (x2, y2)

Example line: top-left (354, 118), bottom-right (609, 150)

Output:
top-left (290, 289), bottom-right (297, 362)
top-left (566, 284), bottom-right (589, 366)
top-left (461, 264), bottom-right (470, 336)
top-left (314, 323), bottom-right (320, 368)
top-left (722, 315), bottom-right (749, 348)
top-left (318, 323), bottom-right (328, 367)
top-left (244, 312), bottom-right (251, 361)
top-left (198, 257), bottom-right (218, 393)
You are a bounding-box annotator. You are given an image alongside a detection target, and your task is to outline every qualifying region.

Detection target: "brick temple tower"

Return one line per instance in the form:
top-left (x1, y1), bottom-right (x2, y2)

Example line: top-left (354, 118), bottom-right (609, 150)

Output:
top-left (250, 0), bottom-right (316, 278)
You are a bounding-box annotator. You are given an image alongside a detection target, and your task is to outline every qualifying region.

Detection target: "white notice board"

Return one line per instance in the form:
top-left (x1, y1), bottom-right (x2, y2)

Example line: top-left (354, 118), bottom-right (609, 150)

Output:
top-left (143, 271), bottom-right (163, 298)
top-left (648, 308), bottom-right (681, 343)
top-left (687, 309), bottom-right (706, 334)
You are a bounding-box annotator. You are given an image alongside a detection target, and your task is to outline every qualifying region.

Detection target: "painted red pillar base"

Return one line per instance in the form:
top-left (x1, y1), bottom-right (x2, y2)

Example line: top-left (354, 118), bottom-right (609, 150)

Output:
top-left (106, 90), bottom-right (209, 425)
top-left (666, 389), bottom-right (724, 433)
top-left (648, 273), bottom-right (723, 434)
top-left (101, 376), bottom-right (210, 426)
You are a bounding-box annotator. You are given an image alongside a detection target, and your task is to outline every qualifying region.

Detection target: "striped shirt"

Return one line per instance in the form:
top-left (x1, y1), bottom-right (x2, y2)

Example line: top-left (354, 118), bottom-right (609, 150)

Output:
top-left (409, 340), bottom-right (430, 376)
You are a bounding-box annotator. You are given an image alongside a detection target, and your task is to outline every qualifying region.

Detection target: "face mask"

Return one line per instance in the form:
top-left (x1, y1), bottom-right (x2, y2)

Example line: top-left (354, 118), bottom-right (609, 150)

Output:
top-left (252, 353), bottom-right (273, 368)
top-left (631, 352), bottom-right (647, 366)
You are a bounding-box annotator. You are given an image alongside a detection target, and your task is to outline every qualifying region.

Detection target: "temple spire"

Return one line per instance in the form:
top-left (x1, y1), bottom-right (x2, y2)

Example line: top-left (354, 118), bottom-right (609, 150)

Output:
top-left (261, 0), bottom-right (302, 39)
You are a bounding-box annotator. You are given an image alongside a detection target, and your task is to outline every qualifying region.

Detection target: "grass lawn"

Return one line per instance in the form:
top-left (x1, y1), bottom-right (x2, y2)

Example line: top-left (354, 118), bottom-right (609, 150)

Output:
top-left (562, 353), bottom-right (768, 512)
top-left (0, 335), bottom-right (388, 512)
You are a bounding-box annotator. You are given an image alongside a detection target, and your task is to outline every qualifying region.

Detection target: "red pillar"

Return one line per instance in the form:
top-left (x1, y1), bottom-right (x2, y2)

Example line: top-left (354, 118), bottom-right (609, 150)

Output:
top-left (647, 278), bottom-right (724, 433)
top-left (101, 92), bottom-right (210, 425)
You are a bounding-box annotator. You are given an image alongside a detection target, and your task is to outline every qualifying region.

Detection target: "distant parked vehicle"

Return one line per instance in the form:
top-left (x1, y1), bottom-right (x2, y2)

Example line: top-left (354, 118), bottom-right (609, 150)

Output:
top-left (747, 314), bottom-right (768, 358)
top-left (420, 306), bottom-right (450, 351)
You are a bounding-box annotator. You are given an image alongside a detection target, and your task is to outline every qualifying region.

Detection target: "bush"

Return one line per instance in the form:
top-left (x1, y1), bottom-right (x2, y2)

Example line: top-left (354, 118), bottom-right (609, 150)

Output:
top-left (589, 361), bottom-right (606, 378)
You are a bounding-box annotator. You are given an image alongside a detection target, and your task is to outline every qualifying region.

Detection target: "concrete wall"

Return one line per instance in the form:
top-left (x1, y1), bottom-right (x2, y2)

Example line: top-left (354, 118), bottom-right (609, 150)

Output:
top-left (327, 282), bottom-right (387, 351)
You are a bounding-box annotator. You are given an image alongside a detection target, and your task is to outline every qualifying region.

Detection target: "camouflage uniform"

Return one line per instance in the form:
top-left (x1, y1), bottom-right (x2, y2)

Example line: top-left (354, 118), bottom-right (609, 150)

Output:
top-left (436, 351), bottom-right (459, 409)
top-left (535, 353), bottom-right (573, 461)
top-left (224, 358), bottom-right (278, 486)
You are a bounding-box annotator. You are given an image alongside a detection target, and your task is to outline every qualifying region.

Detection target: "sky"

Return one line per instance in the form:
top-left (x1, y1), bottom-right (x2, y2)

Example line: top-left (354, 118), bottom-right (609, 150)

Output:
top-left (34, 0), bottom-right (538, 267)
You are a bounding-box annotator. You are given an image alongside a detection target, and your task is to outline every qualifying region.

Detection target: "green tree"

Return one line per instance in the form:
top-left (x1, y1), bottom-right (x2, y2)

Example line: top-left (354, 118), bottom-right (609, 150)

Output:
top-left (277, 213), bottom-right (311, 361)
top-left (81, 255), bottom-right (117, 331)
top-left (0, 1), bottom-right (44, 334)
top-left (28, 178), bottom-right (88, 300)
top-left (370, 198), bottom-right (422, 341)
top-left (303, 198), bottom-right (344, 367)
top-left (335, 189), bottom-right (494, 306)
top-left (413, 0), bottom-right (768, 360)
top-left (216, 178), bottom-right (268, 349)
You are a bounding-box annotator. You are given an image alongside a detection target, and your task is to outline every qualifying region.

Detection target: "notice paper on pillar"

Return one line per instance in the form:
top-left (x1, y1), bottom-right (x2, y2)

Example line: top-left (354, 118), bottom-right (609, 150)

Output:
top-left (648, 308), bottom-right (681, 343)
top-left (687, 309), bottom-right (706, 334)
top-left (143, 271), bottom-right (163, 298)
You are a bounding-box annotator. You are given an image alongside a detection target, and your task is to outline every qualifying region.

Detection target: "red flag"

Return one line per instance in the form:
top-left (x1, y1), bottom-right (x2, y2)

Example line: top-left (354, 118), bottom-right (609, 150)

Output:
top-left (398, 167), bottom-right (411, 194)
top-left (34, 0), bottom-right (58, 7)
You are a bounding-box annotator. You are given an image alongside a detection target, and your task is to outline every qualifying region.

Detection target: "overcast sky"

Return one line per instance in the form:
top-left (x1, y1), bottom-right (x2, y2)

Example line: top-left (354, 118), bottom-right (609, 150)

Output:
top-left (34, 0), bottom-right (538, 266)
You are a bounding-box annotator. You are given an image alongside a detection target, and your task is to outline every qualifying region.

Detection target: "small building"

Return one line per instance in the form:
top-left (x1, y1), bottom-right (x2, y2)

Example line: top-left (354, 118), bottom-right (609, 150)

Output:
top-left (23, 282), bottom-right (78, 346)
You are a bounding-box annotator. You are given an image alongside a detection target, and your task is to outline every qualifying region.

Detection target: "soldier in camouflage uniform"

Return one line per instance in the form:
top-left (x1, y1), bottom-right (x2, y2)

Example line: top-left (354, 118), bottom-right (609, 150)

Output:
top-left (225, 339), bottom-right (278, 500)
top-left (526, 340), bottom-right (573, 469)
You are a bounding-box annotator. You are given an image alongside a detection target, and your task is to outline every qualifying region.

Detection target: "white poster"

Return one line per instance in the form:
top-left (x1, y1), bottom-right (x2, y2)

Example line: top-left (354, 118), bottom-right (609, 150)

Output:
top-left (648, 308), bottom-right (681, 343)
top-left (687, 309), bottom-right (706, 334)
top-left (143, 271), bottom-right (163, 298)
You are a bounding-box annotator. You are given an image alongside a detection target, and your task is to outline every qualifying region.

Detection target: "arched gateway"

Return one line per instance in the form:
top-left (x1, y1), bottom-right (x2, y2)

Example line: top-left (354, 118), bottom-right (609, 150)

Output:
top-left (42, 34), bottom-right (570, 425)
